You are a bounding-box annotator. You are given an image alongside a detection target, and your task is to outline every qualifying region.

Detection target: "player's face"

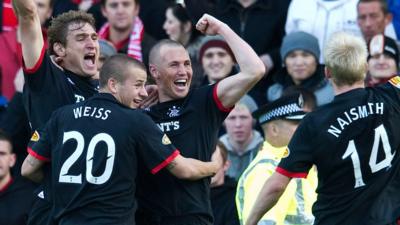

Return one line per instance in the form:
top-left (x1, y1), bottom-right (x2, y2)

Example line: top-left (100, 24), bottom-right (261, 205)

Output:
top-left (224, 106), bottom-right (254, 146)
top-left (63, 23), bottom-right (99, 78)
top-left (102, 0), bottom-right (138, 32)
top-left (0, 141), bottom-right (15, 180)
top-left (202, 47), bottom-right (234, 84)
top-left (368, 53), bottom-right (397, 79)
top-left (357, 1), bottom-right (389, 42)
top-left (115, 67), bottom-right (148, 109)
top-left (154, 45), bottom-right (193, 102)
top-left (163, 8), bottom-right (185, 43)
top-left (285, 50), bottom-right (317, 85)
top-left (34, 0), bottom-right (52, 26)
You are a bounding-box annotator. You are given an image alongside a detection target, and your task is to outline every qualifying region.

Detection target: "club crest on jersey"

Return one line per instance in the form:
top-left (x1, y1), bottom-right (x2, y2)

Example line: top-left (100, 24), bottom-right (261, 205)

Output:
top-left (282, 148), bottom-right (290, 158)
top-left (389, 76), bottom-right (400, 89)
top-left (30, 131), bottom-right (40, 142)
top-left (167, 106), bottom-right (180, 118)
top-left (162, 134), bottom-right (172, 145)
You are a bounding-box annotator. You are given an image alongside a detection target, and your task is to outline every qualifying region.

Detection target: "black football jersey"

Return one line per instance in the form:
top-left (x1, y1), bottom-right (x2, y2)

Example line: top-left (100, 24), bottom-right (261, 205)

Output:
top-left (29, 93), bottom-right (179, 225)
top-left (23, 46), bottom-right (98, 131)
top-left (136, 84), bottom-right (232, 224)
top-left (277, 77), bottom-right (400, 225)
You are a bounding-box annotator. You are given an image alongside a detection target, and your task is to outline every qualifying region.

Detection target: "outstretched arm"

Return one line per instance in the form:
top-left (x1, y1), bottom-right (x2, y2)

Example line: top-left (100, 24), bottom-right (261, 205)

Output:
top-left (167, 147), bottom-right (223, 180)
top-left (196, 14), bottom-right (266, 108)
top-left (21, 154), bottom-right (45, 183)
top-left (12, 0), bottom-right (44, 69)
top-left (245, 172), bottom-right (291, 225)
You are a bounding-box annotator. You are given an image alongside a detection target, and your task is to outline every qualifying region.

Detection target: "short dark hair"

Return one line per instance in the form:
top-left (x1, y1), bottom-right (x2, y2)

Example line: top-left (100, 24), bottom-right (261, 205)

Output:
top-left (0, 130), bottom-right (13, 153)
top-left (357, 0), bottom-right (389, 14)
top-left (216, 141), bottom-right (228, 163)
top-left (149, 39), bottom-right (184, 65)
top-left (100, 0), bottom-right (139, 7)
top-left (47, 10), bottom-right (96, 56)
top-left (99, 54), bottom-right (146, 88)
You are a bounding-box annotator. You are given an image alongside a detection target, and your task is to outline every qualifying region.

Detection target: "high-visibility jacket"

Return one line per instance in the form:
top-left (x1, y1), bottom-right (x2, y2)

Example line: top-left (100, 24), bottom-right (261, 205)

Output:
top-left (236, 141), bottom-right (318, 225)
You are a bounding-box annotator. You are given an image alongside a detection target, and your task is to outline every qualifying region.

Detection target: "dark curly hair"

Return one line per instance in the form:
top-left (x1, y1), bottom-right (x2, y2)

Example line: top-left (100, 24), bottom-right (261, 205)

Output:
top-left (47, 10), bottom-right (96, 56)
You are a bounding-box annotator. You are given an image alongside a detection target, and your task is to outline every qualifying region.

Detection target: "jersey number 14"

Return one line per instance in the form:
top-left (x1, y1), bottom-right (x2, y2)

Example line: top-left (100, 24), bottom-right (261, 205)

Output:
top-left (59, 131), bottom-right (116, 185)
top-left (342, 124), bottom-right (395, 188)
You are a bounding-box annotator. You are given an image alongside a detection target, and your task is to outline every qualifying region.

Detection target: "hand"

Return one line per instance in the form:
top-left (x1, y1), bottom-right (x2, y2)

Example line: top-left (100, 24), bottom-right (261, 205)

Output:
top-left (196, 14), bottom-right (225, 36)
top-left (139, 84), bottom-right (159, 108)
top-left (210, 146), bottom-right (224, 173)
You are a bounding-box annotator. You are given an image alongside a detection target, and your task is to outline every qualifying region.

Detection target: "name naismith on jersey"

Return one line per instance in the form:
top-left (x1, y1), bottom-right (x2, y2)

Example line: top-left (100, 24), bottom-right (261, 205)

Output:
top-left (73, 106), bottom-right (111, 120)
top-left (328, 102), bottom-right (384, 138)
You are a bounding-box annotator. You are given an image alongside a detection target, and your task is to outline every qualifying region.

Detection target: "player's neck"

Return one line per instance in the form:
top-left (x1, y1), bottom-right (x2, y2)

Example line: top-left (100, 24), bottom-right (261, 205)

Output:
top-left (333, 81), bottom-right (365, 96)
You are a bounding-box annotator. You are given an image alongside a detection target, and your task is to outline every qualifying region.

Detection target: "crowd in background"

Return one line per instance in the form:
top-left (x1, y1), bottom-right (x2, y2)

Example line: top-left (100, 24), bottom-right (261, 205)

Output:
top-left (0, 0), bottom-right (399, 225)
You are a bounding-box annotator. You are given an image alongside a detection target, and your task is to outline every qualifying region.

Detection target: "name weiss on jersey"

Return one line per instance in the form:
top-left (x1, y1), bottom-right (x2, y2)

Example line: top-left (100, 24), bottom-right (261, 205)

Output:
top-left (73, 106), bottom-right (111, 120)
top-left (328, 102), bottom-right (384, 138)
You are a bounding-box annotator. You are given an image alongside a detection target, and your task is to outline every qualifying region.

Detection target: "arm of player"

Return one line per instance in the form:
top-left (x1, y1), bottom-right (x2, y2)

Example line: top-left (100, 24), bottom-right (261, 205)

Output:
top-left (12, 0), bottom-right (44, 69)
top-left (196, 14), bottom-right (266, 108)
top-left (21, 154), bottom-right (45, 183)
top-left (245, 172), bottom-right (291, 225)
top-left (166, 148), bottom-right (223, 180)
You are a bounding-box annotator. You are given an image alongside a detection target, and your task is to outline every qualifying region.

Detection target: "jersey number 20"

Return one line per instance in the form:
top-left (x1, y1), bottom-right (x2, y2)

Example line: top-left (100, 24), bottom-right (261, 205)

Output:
top-left (342, 124), bottom-right (395, 188)
top-left (59, 131), bottom-right (116, 185)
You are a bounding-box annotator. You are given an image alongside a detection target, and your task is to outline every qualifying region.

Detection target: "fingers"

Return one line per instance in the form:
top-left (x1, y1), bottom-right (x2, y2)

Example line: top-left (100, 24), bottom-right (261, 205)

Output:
top-left (196, 15), bottom-right (209, 33)
top-left (139, 90), bottom-right (158, 108)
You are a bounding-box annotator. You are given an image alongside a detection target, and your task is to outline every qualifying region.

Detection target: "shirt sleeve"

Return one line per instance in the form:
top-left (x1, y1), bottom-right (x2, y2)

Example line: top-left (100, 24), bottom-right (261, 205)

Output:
top-left (134, 112), bottom-right (180, 174)
top-left (277, 119), bottom-right (314, 178)
top-left (28, 114), bottom-right (57, 162)
top-left (22, 45), bottom-right (51, 92)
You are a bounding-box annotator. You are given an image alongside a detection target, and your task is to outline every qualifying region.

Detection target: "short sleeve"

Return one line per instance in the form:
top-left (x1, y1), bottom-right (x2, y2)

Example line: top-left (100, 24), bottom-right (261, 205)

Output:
top-left (28, 114), bottom-right (57, 162)
top-left (134, 113), bottom-right (180, 174)
top-left (277, 119), bottom-right (314, 178)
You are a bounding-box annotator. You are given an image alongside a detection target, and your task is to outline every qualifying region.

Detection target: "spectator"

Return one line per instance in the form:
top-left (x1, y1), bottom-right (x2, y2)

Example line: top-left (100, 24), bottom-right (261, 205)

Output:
top-left (1, 0), bottom-right (18, 32)
top-left (357, 0), bottom-right (397, 43)
top-left (184, 0), bottom-right (291, 105)
top-left (135, 14), bottom-right (265, 225)
top-left (220, 95), bottom-right (263, 181)
top-left (285, 0), bottom-right (362, 63)
top-left (163, 3), bottom-right (204, 88)
top-left (0, 131), bottom-right (36, 225)
top-left (98, 39), bottom-right (117, 72)
top-left (366, 34), bottom-right (399, 87)
top-left (267, 32), bottom-right (334, 106)
top-left (388, 0), bottom-right (400, 39)
top-left (210, 141), bottom-right (240, 225)
top-left (246, 32), bottom-right (400, 225)
top-left (99, 0), bottom-right (156, 66)
top-left (198, 35), bottom-right (236, 87)
top-left (237, 92), bottom-right (317, 225)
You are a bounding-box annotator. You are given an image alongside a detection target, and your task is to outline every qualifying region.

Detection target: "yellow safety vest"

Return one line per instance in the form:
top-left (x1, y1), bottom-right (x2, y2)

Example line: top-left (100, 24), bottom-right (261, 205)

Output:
top-left (236, 141), bottom-right (318, 225)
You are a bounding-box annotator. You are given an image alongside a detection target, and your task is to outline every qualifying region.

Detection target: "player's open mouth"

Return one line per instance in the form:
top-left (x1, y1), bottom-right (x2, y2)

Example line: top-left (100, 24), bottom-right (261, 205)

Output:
top-left (174, 79), bottom-right (187, 87)
top-left (84, 53), bottom-right (96, 68)
top-left (133, 99), bottom-right (142, 104)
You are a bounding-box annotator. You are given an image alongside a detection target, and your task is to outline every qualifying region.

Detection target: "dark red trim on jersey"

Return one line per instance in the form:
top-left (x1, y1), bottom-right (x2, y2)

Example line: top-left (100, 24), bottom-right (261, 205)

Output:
top-left (0, 177), bottom-right (13, 193)
top-left (212, 83), bottom-right (234, 113)
top-left (276, 167), bottom-right (308, 178)
top-left (23, 43), bottom-right (46, 74)
top-left (28, 147), bottom-right (50, 162)
top-left (151, 149), bottom-right (180, 175)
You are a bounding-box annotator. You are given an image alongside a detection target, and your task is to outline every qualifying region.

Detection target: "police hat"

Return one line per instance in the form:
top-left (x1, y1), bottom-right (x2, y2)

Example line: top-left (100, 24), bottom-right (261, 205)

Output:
top-left (253, 93), bottom-right (306, 125)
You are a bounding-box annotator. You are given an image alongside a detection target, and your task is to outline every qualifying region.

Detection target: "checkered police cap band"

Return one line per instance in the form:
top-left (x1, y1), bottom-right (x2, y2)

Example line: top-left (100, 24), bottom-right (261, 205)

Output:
top-left (254, 93), bottom-right (306, 125)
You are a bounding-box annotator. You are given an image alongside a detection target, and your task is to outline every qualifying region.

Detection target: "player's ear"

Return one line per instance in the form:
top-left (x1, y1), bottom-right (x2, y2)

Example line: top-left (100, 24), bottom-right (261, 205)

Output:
top-left (149, 64), bottom-right (160, 80)
top-left (107, 77), bottom-right (118, 94)
top-left (53, 42), bottom-right (66, 57)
